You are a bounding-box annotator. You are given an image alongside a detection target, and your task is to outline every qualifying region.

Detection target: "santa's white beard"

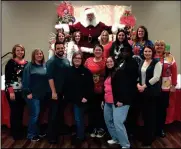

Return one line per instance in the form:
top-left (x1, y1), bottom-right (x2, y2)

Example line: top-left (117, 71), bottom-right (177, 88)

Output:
top-left (82, 17), bottom-right (99, 27)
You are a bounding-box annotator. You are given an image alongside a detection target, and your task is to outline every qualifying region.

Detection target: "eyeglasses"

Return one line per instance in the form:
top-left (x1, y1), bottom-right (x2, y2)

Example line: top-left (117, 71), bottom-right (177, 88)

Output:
top-left (73, 57), bottom-right (82, 60)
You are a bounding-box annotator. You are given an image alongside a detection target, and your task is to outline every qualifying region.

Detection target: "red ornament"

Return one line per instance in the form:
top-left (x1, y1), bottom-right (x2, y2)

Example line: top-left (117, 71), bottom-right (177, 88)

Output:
top-left (120, 10), bottom-right (136, 27)
top-left (56, 1), bottom-right (74, 17)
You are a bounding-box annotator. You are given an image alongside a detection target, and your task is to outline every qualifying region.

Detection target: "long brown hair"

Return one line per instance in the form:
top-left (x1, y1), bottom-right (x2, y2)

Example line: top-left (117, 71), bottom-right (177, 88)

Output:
top-left (31, 49), bottom-right (45, 64)
top-left (12, 44), bottom-right (25, 58)
top-left (134, 25), bottom-right (149, 43)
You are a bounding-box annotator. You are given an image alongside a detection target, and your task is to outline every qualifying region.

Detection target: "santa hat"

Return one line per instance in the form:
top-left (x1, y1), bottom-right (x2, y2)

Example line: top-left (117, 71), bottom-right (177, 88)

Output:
top-left (84, 8), bottom-right (96, 15)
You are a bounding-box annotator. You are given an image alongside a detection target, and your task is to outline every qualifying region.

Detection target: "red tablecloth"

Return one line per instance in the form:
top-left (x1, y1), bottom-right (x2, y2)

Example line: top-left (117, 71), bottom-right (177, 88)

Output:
top-left (1, 90), bottom-right (181, 128)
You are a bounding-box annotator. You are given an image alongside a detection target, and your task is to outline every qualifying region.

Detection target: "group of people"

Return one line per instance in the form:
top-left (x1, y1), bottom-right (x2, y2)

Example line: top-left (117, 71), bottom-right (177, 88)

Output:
top-left (5, 8), bottom-right (177, 149)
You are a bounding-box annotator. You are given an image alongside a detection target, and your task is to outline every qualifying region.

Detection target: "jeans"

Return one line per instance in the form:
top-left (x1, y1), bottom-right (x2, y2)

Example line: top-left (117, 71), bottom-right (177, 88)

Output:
top-left (104, 103), bottom-right (130, 148)
top-left (6, 91), bottom-right (25, 140)
top-left (74, 104), bottom-right (86, 140)
top-left (25, 97), bottom-right (45, 139)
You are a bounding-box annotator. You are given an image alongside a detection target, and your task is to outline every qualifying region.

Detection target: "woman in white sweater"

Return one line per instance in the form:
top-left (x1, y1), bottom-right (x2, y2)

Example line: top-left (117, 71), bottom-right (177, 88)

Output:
top-left (67, 31), bottom-right (93, 65)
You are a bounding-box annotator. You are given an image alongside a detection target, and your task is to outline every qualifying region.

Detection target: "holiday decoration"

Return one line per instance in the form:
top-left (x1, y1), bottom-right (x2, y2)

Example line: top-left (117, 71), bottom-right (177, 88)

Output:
top-left (56, 1), bottom-right (75, 25)
top-left (120, 10), bottom-right (136, 27)
top-left (120, 9), bottom-right (136, 40)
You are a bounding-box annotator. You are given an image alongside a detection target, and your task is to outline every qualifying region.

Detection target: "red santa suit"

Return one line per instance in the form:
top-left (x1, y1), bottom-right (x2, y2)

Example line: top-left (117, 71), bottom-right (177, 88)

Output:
top-left (55, 8), bottom-right (125, 61)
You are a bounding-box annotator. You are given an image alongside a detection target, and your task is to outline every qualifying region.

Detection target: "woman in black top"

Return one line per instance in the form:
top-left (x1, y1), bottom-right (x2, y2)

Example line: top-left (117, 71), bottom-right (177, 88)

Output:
top-left (110, 44), bottom-right (138, 148)
top-left (109, 29), bottom-right (129, 66)
top-left (5, 44), bottom-right (28, 140)
top-left (137, 46), bottom-right (162, 147)
top-left (64, 51), bottom-right (94, 145)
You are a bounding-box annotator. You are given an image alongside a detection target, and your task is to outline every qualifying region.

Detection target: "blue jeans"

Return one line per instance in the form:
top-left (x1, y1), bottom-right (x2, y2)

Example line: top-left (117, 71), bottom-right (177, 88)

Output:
top-left (74, 104), bottom-right (86, 140)
top-left (104, 103), bottom-right (130, 148)
top-left (25, 97), bottom-right (41, 139)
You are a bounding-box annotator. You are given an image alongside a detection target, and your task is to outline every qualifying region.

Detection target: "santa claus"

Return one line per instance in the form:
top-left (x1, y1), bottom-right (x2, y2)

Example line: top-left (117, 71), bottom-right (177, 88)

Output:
top-left (54, 8), bottom-right (125, 61)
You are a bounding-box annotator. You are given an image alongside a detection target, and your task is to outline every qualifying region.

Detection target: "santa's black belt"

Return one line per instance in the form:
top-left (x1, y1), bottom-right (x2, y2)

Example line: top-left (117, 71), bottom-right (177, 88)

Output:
top-left (82, 36), bottom-right (99, 43)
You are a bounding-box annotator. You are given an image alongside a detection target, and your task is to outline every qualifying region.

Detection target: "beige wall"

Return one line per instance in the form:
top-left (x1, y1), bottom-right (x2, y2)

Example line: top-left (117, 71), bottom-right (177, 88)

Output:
top-left (2, 1), bottom-right (181, 73)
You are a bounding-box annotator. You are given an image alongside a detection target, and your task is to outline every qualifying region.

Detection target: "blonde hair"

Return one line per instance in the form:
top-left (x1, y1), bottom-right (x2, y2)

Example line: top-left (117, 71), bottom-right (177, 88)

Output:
top-left (100, 30), bottom-right (109, 45)
top-left (154, 40), bottom-right (166, 47)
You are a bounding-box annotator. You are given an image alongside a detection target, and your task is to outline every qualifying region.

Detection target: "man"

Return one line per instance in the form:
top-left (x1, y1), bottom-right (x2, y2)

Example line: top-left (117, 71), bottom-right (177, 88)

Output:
top-left (46, 41), bottom-right (70, 144)
top-left (55, 8), bottom-right (125, 61)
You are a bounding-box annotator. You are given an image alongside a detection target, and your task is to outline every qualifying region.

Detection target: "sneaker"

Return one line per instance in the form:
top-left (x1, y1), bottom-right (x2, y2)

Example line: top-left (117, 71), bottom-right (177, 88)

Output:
top-left (31, 136), bottom-right (40, 142)
top-left (107, 139), bottom-right (119, 145)
top-left (90, 129), bottom-right (97, 138)
top-left (39, 133), bottom-right (46, 138)
top-left (96, 128), bottom-right (106, 138)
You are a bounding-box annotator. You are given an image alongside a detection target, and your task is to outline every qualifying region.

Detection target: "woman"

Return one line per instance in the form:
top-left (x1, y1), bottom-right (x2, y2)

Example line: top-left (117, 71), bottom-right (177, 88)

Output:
top-left (64, 51), bottom-right (94, 145)
top-left (99, 30), bottom-right (113, 59)
top-left (154, 40), bottom-right (177, 137)
top-left (133, 26), bottom-right (154, 59)
top-left (109, 29), bottom-right (129, 66)
top-left (22, 49), bottom-right (49, 141)
top-left (84, 44), bottom-right (106, 138)
top-left (5, 44), bottom-right (28, 140)
top-left (49, 31), bottom-right (66, 59)
top-left (137, 46), bottom-right (162, 147)
top-left (67, 31), bottom-right (94, 65)
top-left (104, 45), bottom-right (138, 148)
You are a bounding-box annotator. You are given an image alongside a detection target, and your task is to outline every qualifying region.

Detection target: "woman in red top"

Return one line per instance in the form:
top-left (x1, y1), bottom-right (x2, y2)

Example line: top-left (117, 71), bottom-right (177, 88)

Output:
top-left (154, 40), bottom-right (177, 138)
top-left (84, 44), bottom-right (106, 138)
top-left (99, 30), bottom-right (113, 59)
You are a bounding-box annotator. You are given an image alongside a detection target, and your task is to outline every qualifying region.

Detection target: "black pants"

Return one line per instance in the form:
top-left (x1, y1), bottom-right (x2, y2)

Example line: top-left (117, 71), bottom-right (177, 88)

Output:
top-left (88, 93), bottom-right (106, 132)
top-left (6, 91), bottom-right (25, 139)
top-left (140, 93), bottom-right (157, 146)
top-left (126, 92), bottom-right (141, 136)
top-left (156, 91), bottom-right (170, 134)
top-left (47, 93), bottom-right (68, 140)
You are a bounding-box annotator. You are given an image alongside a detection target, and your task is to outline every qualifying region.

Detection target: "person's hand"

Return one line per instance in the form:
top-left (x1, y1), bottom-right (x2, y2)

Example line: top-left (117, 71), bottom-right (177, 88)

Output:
top-left (27, 94), bottom-right (33, 100)
top-left (52, 92), bottom-right (58, 100)
top-left (10, 93), bottom-right (15, 101)
top-left (116, 102), bottom-right (123, 107)
top-left (82, 98), bottom-right (87, 103)
top-left (101, 101), bottom-right (104, 109)
top-left (170, 85), bottom-right (176, 92)
top-left (137, 83), bottom-right (145, 92)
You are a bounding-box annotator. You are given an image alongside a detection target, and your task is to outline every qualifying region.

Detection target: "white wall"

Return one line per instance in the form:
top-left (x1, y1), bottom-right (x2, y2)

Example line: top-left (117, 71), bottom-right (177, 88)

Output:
top-left (2, 1), bottom-right (181, 73)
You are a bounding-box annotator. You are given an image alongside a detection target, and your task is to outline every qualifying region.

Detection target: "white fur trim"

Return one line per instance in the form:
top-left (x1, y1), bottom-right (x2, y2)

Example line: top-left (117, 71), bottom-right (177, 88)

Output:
top-left (84, 8), bottom-right (96, 15)
top-left (80, 47), bottom-right (93, 53)
top-left (67, 41), bottom-right (79, 65)
top-left (111, 23), bottom-right (125, 34)
top-left (55, 23), bottom-right (70, 34)
top-left (48, 49), bottom-right (54, 59)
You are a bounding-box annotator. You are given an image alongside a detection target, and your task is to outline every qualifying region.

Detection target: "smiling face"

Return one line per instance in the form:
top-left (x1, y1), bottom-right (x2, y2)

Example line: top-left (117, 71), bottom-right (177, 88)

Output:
top-left (72, 53), bottom-right (82, 67)
top-left (138, 27), bottom-right (145, 38)
top-left (58, 32), bottom-right (65, 42)
top-left (15, 46), bottom-right (25, 59)
top-left (93, 46), bottom-right (103, 58)
top-left (155, 41), bottom-right (165, 54)
top-left (55, 44), bottom-right (65, 57)
top-left (144, 47), bottom-right (153, 60)
top-left (74, 32), bottom-right (81, 43)
top-left (106, 57), bottom-right (114, 69)
top-left (117, 32), bottom-right (126, 42)
top-left (101, 31), bottom-right (109, 44)
top-left (35, 50), bottom-right (44, 62)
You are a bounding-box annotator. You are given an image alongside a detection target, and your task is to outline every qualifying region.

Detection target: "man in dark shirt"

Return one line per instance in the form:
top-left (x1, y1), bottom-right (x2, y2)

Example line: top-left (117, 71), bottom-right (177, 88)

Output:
top-left (46, 42), bottom-right (70, 144)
